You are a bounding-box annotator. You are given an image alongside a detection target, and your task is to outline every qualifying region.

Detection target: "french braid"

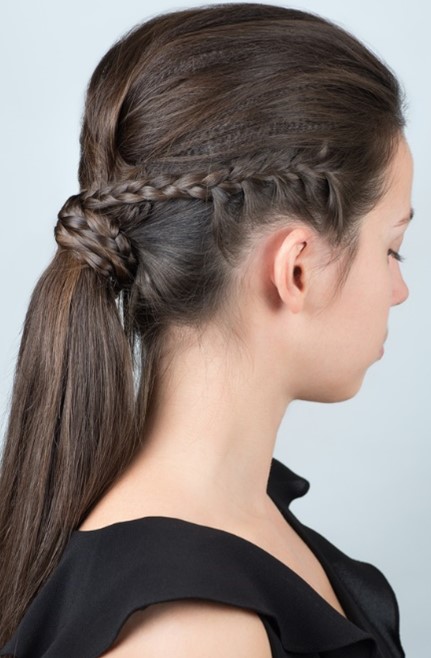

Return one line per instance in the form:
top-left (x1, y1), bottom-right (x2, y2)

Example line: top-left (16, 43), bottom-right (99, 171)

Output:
top-left (54, 193), bottom-right (138, 292)
top-left (55, 158), bottom-right (342, 289)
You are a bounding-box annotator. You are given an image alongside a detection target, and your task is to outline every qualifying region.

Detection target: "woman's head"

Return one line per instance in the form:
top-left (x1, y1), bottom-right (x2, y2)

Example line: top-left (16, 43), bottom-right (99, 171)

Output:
top-left (55, 2), bottom-right (406, 345)
top-left (246, 134), bottom-right (412, 405)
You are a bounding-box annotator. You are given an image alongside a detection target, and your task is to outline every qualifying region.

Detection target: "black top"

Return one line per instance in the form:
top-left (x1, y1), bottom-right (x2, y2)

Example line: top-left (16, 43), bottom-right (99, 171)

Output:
top-left (1, 458), bottom-right (405, 658)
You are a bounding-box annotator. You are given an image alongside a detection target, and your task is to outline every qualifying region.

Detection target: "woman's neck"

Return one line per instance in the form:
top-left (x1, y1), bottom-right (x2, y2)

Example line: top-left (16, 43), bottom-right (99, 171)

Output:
top-left (114, 321), bottom-right (292, 522)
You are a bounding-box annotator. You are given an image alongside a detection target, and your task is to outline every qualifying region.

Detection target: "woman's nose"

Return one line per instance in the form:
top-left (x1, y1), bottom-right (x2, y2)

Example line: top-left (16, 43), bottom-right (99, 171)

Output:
top-left (391, 268), bottom-right (409, 306)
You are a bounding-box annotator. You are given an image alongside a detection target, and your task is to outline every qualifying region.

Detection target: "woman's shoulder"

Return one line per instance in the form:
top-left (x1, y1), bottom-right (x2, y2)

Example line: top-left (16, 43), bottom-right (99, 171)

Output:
top-left (0, 513), bottom-right (294, 658)
top-left (100, 600), bottom-right (273, 657)
top-left (0, 459), bottom-right (403, 658)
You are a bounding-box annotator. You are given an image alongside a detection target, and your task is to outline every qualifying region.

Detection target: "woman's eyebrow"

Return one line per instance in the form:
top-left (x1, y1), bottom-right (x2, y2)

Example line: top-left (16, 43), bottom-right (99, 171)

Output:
top-left (396, 208), bottom-right (414, 226)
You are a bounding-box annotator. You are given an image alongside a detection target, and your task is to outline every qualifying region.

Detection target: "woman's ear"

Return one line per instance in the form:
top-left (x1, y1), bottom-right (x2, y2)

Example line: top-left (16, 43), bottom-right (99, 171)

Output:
top-left (270, 227), bottom-right (316, 314)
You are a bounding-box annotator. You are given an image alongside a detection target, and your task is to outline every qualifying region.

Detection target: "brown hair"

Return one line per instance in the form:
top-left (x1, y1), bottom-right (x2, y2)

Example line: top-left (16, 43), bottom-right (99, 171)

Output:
top-left (0, 2), bottom-right (406, 644)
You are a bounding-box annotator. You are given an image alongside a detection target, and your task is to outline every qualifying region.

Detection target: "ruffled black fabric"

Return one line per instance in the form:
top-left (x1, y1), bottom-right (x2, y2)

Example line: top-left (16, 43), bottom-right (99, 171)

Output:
top-left (0, 458), bottom-right (405, 657)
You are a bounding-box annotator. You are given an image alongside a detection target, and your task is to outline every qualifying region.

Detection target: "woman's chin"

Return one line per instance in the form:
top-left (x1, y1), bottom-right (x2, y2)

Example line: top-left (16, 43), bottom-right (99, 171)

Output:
top-left (298, 374), bottom-right (367, 404)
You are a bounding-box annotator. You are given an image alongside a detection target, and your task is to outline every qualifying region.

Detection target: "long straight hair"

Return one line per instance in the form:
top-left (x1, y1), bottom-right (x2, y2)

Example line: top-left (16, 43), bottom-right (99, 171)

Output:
top-left (0, 3), bottom-right (405, 644)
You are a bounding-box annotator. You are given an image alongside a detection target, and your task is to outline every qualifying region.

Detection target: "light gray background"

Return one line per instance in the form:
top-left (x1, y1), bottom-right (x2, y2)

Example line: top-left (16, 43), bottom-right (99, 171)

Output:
top-left (1, 1), bottom-right (429, 655)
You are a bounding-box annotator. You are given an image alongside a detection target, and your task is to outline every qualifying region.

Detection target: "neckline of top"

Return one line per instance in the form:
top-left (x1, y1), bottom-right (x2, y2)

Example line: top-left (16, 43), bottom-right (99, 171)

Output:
top-left (65, 457), bottom-right (378, 655)
top-left (73, 456), bottom-right (308, 528)
top-left (70, 458), bottom-right (352, 625)
top-left (71, 457), bottom-right (308, 539)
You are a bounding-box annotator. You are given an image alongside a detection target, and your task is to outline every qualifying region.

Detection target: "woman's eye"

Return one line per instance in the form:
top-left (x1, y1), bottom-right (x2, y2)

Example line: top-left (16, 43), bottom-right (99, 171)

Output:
top-left (388, 248), bottom-right (405, 263)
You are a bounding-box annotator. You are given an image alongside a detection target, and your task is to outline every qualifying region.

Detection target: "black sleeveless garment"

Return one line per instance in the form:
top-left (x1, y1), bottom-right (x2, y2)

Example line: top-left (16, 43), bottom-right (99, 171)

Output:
top-left (1, 458), bottom-right (405, 658)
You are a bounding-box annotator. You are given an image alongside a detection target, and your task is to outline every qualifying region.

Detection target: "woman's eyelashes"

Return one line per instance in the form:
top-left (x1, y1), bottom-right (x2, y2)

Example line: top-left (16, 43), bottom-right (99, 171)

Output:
top-left (388, 248), bottom-right (405, 262)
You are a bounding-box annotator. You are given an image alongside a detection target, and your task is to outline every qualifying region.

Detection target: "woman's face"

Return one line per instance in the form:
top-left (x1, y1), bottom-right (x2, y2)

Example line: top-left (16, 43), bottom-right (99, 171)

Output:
top-left (297, 136), bottom-right (414, 403)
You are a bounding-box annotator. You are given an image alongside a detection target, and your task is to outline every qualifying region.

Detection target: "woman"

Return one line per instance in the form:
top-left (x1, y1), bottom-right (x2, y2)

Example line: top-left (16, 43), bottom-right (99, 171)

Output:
top-left (0, 3), bottom-right (413, 657)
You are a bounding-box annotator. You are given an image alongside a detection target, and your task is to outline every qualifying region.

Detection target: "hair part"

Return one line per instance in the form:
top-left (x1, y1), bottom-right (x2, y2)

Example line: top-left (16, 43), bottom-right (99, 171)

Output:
top-left (0, 2), bottom-right (406, 644)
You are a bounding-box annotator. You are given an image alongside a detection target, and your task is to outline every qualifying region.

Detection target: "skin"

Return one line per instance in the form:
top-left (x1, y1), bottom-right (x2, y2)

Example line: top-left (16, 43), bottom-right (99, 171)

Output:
top-left (96, 135), bottom-right (413, 656)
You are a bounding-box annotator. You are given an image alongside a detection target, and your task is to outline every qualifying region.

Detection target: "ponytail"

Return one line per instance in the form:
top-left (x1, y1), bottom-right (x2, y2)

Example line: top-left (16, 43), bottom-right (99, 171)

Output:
top-left (0, 248), bottom-right (139, 644)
